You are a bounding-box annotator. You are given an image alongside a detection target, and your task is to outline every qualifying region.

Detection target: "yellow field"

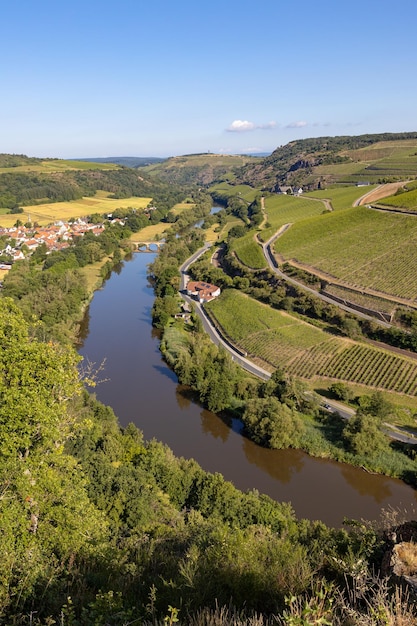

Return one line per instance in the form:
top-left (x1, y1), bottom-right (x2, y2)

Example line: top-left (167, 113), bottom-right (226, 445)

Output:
top-left (130, 223), bottom-right (170, 242)
top-left (0, 160), bottom-right (118, 174)
top-left (0, 195), bottom-right (152, 227)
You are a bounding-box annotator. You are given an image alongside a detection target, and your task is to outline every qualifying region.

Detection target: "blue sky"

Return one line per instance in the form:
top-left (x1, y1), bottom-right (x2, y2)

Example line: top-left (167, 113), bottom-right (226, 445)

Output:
top-left (2, 0), bottom-right (416, 158)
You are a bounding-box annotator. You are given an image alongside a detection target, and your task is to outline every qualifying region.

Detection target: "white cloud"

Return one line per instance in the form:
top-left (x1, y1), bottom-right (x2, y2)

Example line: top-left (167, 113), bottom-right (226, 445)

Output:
top-left (286, 121), bottom-right (308, 128)
top-left (227, 120), bottom-right (257, 132)
top-left (226, 119), bottom-right (277, 132)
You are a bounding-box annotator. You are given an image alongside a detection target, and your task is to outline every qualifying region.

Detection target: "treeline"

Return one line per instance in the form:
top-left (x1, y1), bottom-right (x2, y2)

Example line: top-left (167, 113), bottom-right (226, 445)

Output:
top-left (0, 167), bottom-right (185, 209)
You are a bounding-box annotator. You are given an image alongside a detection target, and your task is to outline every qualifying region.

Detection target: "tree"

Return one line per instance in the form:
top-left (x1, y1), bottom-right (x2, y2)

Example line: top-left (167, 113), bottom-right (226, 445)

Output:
top-left (0, 298), bottom-right (106, 616)
top-left (242, 397), bottom-right (304, 449)
top-left (343, 414), bottom-right (389, 456)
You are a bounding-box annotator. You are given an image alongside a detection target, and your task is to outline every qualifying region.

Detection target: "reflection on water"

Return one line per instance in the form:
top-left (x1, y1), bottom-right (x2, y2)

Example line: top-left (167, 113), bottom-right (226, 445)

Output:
top-left (242, 439), bottom-right (305, 484)
top-left (78, 251), bottom-right (417, 527)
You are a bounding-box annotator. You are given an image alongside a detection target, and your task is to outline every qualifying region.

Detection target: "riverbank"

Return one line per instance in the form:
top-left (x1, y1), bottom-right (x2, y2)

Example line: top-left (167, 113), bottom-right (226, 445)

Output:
top-left (149, 233), bottom-right (417, 487)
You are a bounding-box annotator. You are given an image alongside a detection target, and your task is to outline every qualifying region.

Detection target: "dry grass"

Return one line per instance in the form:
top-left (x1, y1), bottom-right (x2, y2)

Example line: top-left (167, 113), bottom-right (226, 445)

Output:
top-left (0, 195), bottom-right (152, 227)
top-left (129, 222), bottom-right (170, 242)
top-left (395, 542), bottom-right (417, 576)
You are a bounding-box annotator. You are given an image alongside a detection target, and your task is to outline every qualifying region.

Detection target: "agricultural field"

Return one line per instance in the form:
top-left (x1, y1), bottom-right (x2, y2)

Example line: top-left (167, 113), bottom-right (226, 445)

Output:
top-left (0, 159), bottom-right (118, 174)
top-left (0, 194), bottom-right (152, 227)
top-left (230, 231), bottom-right (266, 269)
top-left (209, 182), bottom-right (260, 203)
top-left (129, 222), bottom-right (170, 243)
top-left (377, 188), bottom-right (417, 211)
top-left (260, 195), bottom-right (327, 242)
top-left (312, 162), bottom-right (368, 178)
top-left (305, 185), bottom-right (377, 211)
top-left (323, 284), bottom-right (396, 316)
top-left (205, 289), bottom-right (417, 400)
top-left (273, 206), bottom-right (417, 302)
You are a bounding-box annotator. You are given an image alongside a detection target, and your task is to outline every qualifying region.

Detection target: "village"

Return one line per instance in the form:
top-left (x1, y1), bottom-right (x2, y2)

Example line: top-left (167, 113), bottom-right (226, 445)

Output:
top-left (0, 217), bottom-right (117, 268)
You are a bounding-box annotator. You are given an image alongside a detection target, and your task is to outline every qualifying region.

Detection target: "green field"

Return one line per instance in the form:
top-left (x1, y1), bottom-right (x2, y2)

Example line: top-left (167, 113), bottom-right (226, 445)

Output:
top-left (273, 206), bottom-right (417, 302)
top-left (0, 194), bottom-right (152, 227)
top-left (230, 231), bottom-right (266, 269)
top-left (260, 195), bottom-right (327, 241)
top-left (377, 188), bottom-right (417, 211)
top-left (205, 289), bottom-right (417, 398)
top-left (208, 182), bottom-right (259, 203)
top-left (304, 185), bottom-right (377, 211)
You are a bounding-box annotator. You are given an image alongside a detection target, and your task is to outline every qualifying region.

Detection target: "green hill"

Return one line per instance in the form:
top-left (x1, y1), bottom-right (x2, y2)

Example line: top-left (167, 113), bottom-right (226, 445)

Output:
top-left (235, 132), bottom-right (417, 191)
top-left (141, 152), bottom-right (260, 186)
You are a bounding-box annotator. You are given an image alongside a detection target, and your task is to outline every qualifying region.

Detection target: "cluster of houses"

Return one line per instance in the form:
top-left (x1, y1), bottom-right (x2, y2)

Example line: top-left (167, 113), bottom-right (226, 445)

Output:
top-left (276, 185), bottom-right (303, 195)
top-left (0, 218), bottom-right (113, 266)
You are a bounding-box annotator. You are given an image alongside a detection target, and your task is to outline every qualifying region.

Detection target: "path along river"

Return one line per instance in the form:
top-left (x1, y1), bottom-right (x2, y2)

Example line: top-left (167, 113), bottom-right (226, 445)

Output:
top-left (78, 251), bottom-right (417, 528)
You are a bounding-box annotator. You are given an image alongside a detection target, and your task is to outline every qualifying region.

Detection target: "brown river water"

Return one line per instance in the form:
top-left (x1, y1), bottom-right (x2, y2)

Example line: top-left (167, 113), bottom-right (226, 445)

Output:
top-left (78, 252), bottom-right (417, 528)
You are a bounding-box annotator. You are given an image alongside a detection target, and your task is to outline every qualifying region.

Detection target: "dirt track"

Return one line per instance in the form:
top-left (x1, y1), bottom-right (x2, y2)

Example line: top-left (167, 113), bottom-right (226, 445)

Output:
top-left (357, 182), bottom-right (408, 205)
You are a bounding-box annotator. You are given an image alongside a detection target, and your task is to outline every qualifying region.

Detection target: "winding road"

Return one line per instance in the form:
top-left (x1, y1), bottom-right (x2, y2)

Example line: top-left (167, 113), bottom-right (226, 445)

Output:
top-left (178, 234), bottom-right (417, 444)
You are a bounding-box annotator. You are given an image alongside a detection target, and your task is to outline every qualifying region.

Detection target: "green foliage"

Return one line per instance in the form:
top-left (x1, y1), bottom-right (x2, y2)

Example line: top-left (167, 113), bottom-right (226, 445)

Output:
top-left (242, 397), bottom-right (305, 449)
top-left (343, 414), bottom-right (390, 456)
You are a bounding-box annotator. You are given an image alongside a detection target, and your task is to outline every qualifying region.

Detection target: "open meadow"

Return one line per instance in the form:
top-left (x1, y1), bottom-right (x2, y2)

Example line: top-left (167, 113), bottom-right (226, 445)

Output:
top-left (205, 289), bottom-right (417, 403)
top-left (0, 194), bottom-right (152, 227)
top-left (273, 206), bottom-right (417, 303)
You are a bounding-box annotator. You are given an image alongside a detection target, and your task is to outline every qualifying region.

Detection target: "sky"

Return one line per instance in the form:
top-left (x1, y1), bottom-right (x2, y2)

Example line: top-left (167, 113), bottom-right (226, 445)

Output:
top-left (1, 0), bottom-right (416, 159)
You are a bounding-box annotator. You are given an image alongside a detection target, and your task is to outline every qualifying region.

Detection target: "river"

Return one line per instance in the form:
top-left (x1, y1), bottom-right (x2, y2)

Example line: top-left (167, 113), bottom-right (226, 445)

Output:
top-left (78, 252), bottom-right (417, 528)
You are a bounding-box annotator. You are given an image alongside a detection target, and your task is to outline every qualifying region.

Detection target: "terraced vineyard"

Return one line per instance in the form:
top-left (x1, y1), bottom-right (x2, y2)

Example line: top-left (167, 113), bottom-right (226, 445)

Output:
top-left (377, 188), bottom-right (417, 211)
top-left (260, 195), bottom-right (326, 241)
top-left (205, 289), bottom-right (417, 395)
top-left (273, 206), bottom-right (417, 302)
top-left (305, 185), bottom-right (377, 211)
top-left (230, 232), bottom-right (266, 269)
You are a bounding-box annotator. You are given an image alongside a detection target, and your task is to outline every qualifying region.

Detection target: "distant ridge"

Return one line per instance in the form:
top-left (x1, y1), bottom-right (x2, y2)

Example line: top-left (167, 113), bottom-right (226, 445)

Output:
top-left (76, 156), bottom-right (166, 168)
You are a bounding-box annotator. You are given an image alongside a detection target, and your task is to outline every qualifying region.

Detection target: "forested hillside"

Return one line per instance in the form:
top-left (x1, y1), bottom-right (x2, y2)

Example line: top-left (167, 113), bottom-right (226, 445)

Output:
top-left (0, 164), bottom-right (184, 210)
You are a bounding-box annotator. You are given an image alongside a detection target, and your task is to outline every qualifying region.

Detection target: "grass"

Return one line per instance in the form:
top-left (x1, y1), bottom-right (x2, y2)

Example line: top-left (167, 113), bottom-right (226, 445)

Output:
top-left (130, 223), bottom-right (170, 242)
top-left (170, 202), bottom-right (196, 215)
top-left (0, 159), bottom-right (118, 174)
top-left (304, 185), bottom-right (377, 210)
top-left (0, 194), bottom-right (152, 227)
top-left (208, 182), bottom-right (259, 203)
top-left (205, 289), bottom-right (417, 404)
top-left (260, 195), bottom-right (327, 242)
top-left (273, 205), bottom-right (417, 302)
top-left (377, 188), bottom-right (417, 210)
top-left (230, 232), bottom-right (266, 269)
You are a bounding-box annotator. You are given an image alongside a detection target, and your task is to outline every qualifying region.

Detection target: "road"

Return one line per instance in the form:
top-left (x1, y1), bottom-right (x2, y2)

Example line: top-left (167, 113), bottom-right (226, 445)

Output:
top-left (179, 244), bottom-right (270, 381)
top-left (262, 230), bottom-right (392, 328)
top-left (178, 244), bottom-right (417, 444)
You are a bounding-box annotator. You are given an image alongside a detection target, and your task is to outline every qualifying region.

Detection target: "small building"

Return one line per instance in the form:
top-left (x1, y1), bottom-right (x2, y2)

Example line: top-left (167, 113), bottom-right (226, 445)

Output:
top-left (186, 281), bottom-right (221, 303)
top-left (277, 185), bottom-right (293, 195)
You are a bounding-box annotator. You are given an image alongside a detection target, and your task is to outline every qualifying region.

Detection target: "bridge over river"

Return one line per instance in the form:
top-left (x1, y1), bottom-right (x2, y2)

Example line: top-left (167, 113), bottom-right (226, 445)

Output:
top-left (135, 241), bottom-right (164, 252)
